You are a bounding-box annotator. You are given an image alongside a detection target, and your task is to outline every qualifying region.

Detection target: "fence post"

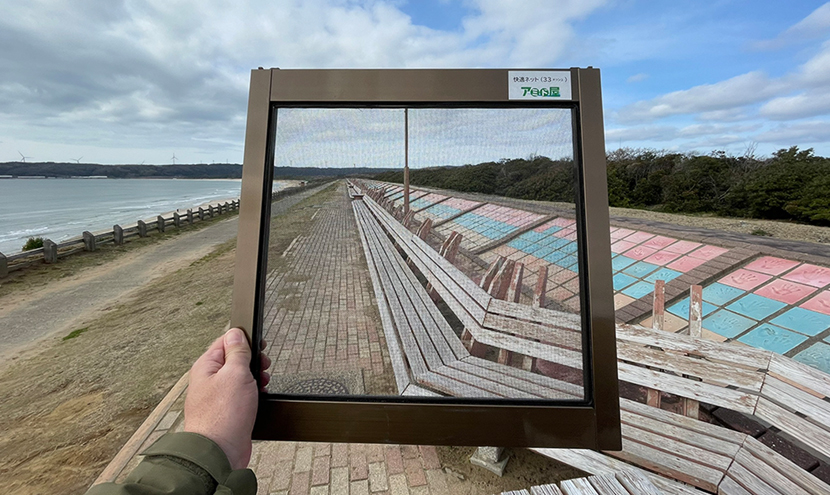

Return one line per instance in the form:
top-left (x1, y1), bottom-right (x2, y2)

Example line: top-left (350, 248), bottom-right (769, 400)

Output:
top-left (198, 207), bottom-right (205, 221)
top-left (157, 215), bottom-right (165, 233)
top-left (83, 231), bottom-right (97, 251)
top-left (173, 212), bottom-right (181, 228)
top-left (0, 252), bottom-right (7, 278)
top-left (187, 209), bottom-right (194, 224)
top-left (43, 239), bottom-right (58, 263)
top-left (137, 220), bottom-right (147, 237)
top-left (113, 225), bottom-right (124, 245)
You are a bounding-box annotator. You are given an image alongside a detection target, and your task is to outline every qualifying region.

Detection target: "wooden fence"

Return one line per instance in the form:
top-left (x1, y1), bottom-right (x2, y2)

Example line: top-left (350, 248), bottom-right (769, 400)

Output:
top-left (0, 200), bottom-right (241, 278)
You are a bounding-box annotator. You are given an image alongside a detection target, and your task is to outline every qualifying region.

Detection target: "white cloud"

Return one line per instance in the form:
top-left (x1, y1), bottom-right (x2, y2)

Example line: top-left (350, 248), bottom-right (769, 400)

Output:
top-left (754, 120), bottom-right (830, 145)
top-left (752, 2), bottom-right (830, 50)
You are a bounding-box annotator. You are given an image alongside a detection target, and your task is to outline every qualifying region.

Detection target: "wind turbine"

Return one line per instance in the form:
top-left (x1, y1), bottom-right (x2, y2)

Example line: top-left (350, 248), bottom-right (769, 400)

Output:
top-left (171, 153), bottom-right (178, 165)
top-left (73, 156), bottom-right (83, 164)
top-left (18, 151), bottom-right (31, 163)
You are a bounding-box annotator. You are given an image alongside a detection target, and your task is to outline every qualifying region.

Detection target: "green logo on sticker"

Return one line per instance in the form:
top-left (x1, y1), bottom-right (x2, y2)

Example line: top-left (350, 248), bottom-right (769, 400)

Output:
top-left (521, 86), bottom-right (560, 98)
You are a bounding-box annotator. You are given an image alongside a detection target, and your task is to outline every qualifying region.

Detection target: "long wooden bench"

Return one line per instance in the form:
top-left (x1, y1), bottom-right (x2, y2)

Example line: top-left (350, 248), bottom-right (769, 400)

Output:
top-left (352, 180), bottom-right (830, 495)
top-left (353, 198), bottom-right (580, 399)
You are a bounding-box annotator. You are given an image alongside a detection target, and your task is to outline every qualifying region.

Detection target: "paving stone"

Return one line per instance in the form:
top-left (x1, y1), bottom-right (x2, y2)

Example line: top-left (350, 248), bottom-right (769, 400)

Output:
top-left (385, 446), bottom-right (404, 475)
top-left (311, 455), bottom-right (331, 486)
top-left (295, 445), bottom-right (313, 473)
top-left (289, 471), bottom-right (310, 495)
top-left (351, 479), bottom-right (370, 495)
top-left (369, 462), bottom-right (389, 492)
top-left (758, 431), bottom-right (820, 471)
top-left (404, 456), bottom-right (427, 486)
top-left (309, 486), bottom-right (328, 495)
top-left (330, 466), bottom-right (350, 494)
top-left (388, 473), bottom-right (409, 495)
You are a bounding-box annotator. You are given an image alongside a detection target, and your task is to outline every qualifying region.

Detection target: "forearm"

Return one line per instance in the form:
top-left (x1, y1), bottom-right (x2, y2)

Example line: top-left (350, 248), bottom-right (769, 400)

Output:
top-left (86, 432), bottom-right (257, 495)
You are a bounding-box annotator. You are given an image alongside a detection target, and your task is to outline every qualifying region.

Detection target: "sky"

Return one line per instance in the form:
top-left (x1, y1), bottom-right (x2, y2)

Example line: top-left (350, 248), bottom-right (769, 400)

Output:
top-left (2, 0), bottom-right (830, 166)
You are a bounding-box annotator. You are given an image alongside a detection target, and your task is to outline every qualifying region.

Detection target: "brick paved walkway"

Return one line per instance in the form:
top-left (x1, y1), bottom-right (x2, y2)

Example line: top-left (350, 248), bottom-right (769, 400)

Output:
top-left (261, 185), bottom-right (395, 395)
top-left (248, 440), bottom-right (465, 495)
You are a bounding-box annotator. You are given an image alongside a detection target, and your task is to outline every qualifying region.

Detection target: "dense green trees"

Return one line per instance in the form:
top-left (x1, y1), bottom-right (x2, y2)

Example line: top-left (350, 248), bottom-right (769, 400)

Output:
top-left (375, 146), bottom-right (830, 226)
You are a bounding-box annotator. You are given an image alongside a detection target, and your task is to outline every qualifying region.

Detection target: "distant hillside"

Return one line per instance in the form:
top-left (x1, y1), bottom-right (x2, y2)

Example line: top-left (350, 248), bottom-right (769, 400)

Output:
top-left (0, 162), bottom-right (395, 179)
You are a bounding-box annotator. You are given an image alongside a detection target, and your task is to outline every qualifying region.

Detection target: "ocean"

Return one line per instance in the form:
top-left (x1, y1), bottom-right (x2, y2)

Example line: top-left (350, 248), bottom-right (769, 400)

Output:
top-left (0, 178), bottom-right (251, 255)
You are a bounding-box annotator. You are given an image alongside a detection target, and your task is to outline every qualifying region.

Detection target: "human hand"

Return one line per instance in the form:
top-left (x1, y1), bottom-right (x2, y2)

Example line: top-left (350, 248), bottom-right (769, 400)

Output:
top-left (184, 328), bottom-right (271, 470)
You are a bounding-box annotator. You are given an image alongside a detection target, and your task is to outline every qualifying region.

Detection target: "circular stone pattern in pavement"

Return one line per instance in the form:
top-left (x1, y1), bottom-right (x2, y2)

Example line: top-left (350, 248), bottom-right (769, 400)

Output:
top-left (283, 378), bottom-right (350, 395)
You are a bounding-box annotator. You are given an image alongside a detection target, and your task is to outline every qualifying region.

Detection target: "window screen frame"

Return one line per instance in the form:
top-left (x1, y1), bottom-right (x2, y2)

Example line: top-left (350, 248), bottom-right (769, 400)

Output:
top-left (231, 68), bottom-right (620, 449)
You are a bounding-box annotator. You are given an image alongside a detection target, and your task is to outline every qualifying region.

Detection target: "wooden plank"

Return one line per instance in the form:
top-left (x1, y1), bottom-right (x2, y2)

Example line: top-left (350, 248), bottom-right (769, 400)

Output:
top-left (653, 280), bottom-right (666, 332)
top-left (481, 256), bottom-right (505, 292)
top-left (767, 353), bottom-right (830, 398)
top-left (754, 397), bottom-right (830, 460)
top-left (620, 399), bottom-right (746, 445)
top-left (470, 326), bottom-right (584, 369)
top-left (434, 364), bottom-right (537, 398)
top-left (561, 477), bottom-right (601, 495)
top-left (619, 409), bottom-right (741, 458)
top-left (462, 356), bottom-right (582, 399)
top-left (616, 340), bottom-right (764, 391)
top-left (534, 264), bottom-right (549, 308)
top-left (488, 299), bottom-right (582, 330)
top-left (760, 375), bottom-right (830, 429)
top-left (530, 484), bottom-right (564, 495)
top-left (588, 474), bottom-right (629, 495)
top-left (717, 476), bottom-right (753, 495)
top-left (615, 471), bottom-right (663, 495)
top-left (352, 203), bottom-right (412, 394)
top-left (724, 462), bottom-right (778, 495)
top-left (483, 313), bottom-right (583, 349)
top-left (418, 370), bottom-right (500, 398)
top-left (616, 324), bottom-right (772, 371)
top-left (610, 438), bottom-right (725, 492)
top-left (448, 360), bottom-right (547, 398)
top-left (741, 436), bottom-right (830, 495)
top-left (617, 362), bottom-right (758, 414)
top-left (619, 422), bottom-right (734, 472)
top-left (731, 445), bottom-right (811, 495)
top-left (688, 285), bottom-right (703, 338)
top-left (531, 449), bottom-right (700, 495)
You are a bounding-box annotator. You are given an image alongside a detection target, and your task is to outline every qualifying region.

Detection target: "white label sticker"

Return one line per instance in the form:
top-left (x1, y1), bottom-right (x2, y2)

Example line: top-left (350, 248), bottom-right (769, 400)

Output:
top-left (508, 71), bottom-right (572, 100)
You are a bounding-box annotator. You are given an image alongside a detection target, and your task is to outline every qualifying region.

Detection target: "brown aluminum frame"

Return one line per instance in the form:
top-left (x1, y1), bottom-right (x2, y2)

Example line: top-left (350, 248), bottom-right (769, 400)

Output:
top-left (231, 68), bottom-right (620, 449)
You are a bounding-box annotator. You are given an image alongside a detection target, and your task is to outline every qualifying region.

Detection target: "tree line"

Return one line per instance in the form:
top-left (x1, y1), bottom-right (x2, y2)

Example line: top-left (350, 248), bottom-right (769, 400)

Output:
top-left (373, 146), bottom-right (830, 226)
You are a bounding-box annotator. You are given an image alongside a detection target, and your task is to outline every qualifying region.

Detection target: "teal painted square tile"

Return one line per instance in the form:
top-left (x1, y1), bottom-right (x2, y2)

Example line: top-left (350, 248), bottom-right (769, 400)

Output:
top-left (793, 343), bottom-right (830, 375)
top-left (623, 261), bottom-right (660, 279)
top-left (534, 247), bottom-right (556, 258)
top-left (668, 298), bottom-right (717, 319)
top-left (702, 283), bottom-right (746, 306)
top-left (622, 281), bottom-right (655, 299)
top-left (726, 294), bottom-right (787, 321)
top-left (738, 324), bottom-right (808, 354)
top-left (549, 238), bottom-right (573, 249)
top-left (544, 251), bottom-right (568, 264)
top-left (560, 242), bottom-right (578, 254)
top-left (702, 309), bottom-right (756, 338)
top-left (612, 256), bottom-right (637, 271)
top-left (557, 255), bottom-right (578, 268)
top-left (507, 239), bottom-right (531, 250)
top-left (770, 307), bottom-right (830, 336)
top-left (613, 273), bottom-right (637, 291)
top-left (644, 268), bottom-right (682, 284)
top-left (542, 226), bottom-right (562, 235)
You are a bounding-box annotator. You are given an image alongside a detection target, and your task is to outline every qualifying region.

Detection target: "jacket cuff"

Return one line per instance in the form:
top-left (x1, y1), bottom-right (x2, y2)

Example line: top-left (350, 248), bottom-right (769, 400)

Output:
top-left (141, 432), bottom-right (234, 484)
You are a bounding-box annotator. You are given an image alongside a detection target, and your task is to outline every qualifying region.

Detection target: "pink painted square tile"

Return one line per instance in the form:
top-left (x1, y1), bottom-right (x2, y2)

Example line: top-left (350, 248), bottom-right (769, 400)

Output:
top-left (801, 291), bottom-right (830, 315)
top-left (562, 230), bottom-right (578, 241)
top-left (644, 250), bottom-right (682, 266)
top-left (624, 231), bottom-right (656, 244)
top-left (611, 240), bottom-right (637, 254)
top-left (550, 217), bottom-right (576, 227)
top-left (743, 256), bottom-right (800, 276)
top-left (782, 263), bottom-right (830, 288)
top-left (688, 245), bottom-right (729, 261)
top-left (553, 227), bottom-right (576, 238)
top-left (719, 269), bottom-right (773, 291)
top-left (623, 245), bottom-right (658, 261)
top-left (552, 269), bottom-right (578, 284)
top-left (610, 228), bottom-right (635, 239)
top-left (642, 236), bottom-right (678, 250)
top-left (667, 256), bottom-right (708, 272)
top-left (754, 279), bottom-right (818, 304)
top-left (663, 240), bottom-right (702, 254)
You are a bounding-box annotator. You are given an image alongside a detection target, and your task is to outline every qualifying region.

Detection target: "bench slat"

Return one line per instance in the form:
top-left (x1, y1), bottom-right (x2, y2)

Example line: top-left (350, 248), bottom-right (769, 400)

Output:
top-left (754, 397), bottom-right (830, 460)
top-left (619, 422), bottom-right (733, 472)
top-left (463, 356), bottom-right (583, 399)
top-left (740, 436), bottom-right (829, 495)
top-left (588, 474), bottom-right (629, 495)
top-left (434, 364), bottom-right (538, 398)
top-left (561, 477), bottom-right (601, 495)
top-left (725, 461), bottom-right (780, 495)
top-left (616, 324), bottom-right (771, 371)
top-left (483, 312), bottom-right (583, 350)
top-left (767, 354), bottom-right (830, 398)
top-left (617, 362), bottom-right (758, 414)
top-left (614, 471), bottom-right (663, 495)
top-left (760, 376), bottom-right (830, 429)
top-left (619, 409), bottom-right (741, 458)
top-left (447, 360), bottom-right (547, 398)
top-left (530, 483), bottom-right (564, 495)
top-left (470, 326), bottom-right (584, 369)
top-left (620, 399), bottom-right (746, 445)
top-left (718, 476), bottom-right (753, 495)
top-left (610, 438), bottom-right (724, 492)
top-left (617, 341), bottom-right (764, 391)
top-left (732, 444), bottom-right (811, 495)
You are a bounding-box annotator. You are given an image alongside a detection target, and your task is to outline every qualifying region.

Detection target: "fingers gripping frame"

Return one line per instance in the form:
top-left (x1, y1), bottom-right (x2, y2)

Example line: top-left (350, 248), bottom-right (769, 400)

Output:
top-left (231, 68), bottom-right (620, 449)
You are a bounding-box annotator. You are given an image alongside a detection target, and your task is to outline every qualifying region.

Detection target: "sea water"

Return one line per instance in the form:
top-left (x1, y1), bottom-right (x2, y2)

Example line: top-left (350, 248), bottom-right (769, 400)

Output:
top-left (0, 178), bottom-right (251, 255)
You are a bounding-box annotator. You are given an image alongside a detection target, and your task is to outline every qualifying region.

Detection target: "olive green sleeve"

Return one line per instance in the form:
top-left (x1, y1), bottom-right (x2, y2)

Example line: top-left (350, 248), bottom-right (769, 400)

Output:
top-left (86, 432), bottom-right (257, 495)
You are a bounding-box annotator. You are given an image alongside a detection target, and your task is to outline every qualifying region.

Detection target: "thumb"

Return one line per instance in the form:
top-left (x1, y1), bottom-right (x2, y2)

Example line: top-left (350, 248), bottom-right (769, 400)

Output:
top-left (223, 328), bottom-right (252, 367)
